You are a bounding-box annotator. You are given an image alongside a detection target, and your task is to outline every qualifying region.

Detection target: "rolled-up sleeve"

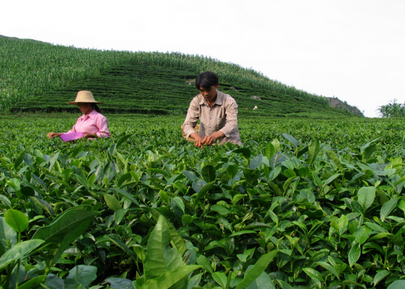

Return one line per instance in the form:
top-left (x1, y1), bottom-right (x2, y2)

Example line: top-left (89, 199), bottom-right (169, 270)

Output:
top-left (183, 98), bottom-right (200, 138)
top-left (219, 98), bottom-right (238, 137)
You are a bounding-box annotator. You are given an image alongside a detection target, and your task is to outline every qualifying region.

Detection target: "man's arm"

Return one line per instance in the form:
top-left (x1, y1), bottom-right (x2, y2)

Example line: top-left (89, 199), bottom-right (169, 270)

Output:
top-left (218, 97), bottom-right (239, 138)
top-left (183, 97), bottom-right (200, 138)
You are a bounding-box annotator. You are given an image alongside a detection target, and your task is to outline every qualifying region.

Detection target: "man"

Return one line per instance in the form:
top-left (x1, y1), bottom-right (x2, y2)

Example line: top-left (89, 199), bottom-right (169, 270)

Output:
top-left (183, 71), bottom-right (242, 148)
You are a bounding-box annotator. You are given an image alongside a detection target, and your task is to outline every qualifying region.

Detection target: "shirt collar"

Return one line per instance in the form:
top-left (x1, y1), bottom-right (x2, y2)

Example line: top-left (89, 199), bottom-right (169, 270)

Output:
top-left (199, 90), bottom-right (224, 106)
top-left (79, 110), bottom-right (98, 120)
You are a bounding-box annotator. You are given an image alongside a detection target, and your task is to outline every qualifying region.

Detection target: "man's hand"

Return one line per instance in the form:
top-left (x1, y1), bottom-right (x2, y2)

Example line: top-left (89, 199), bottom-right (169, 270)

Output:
top-left (201, 135), bottom-right (217, 146)
top-left (201, 131), bottom-right (225, 146)
top-left (190, 133), bottom-right (204, 148)
top-left (190, 131), bottom-right (224, 148)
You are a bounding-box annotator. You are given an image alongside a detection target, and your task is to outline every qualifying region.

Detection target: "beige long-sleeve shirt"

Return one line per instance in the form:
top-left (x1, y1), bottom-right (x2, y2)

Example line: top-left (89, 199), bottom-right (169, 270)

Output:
top-left (183, 90), bottom-right (242, 145)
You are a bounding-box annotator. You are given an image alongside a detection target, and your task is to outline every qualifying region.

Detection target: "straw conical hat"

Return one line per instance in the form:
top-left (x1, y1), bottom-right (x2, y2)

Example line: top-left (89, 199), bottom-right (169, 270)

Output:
top-left (67, 91), bottom-right (102, 104)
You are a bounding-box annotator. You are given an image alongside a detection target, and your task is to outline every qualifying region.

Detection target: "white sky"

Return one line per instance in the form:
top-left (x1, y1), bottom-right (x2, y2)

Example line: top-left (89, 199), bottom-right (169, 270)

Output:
top-left (1, 0), bottom-right (404, 117)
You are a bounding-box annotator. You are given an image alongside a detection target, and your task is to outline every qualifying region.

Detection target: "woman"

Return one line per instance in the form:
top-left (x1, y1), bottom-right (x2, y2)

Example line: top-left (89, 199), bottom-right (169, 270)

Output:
top-left (47, 91), bottom-right (111, 139)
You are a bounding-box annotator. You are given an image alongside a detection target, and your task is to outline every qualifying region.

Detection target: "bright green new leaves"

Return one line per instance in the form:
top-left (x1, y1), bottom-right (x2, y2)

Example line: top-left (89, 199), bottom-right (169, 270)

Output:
top-left (4, 209), bottom-right (28, 233)
top-left (104, 194), bottom-right (121, 211)
top-left (143, 216), bottom-right (179, 276)
top-left (331, 214), bottom-right (348, 236)
top-left (264, 142), bottom-right (276, 161)
top-left (142, 265), bottom-right (201, 289)
top-left (143, 215), bottom-right (200, 288)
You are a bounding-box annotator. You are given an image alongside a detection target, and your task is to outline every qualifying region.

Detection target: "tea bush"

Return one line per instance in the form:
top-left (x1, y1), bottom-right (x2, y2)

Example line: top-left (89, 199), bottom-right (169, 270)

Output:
top-left (1, 115), bottom-right (405, 288)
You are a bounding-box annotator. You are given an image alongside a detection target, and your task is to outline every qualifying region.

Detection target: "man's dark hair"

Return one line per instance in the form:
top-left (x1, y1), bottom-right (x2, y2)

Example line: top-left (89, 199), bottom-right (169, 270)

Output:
top-left (195, 71), bottom-right (219, 90)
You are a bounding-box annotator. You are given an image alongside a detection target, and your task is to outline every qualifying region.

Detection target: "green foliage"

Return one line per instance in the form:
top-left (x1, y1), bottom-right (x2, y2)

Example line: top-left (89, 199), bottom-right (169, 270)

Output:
top-left (1, 114), bottom-right (405, 287)
top-left (4, 209), bottom-right (28, 233)
top-left (378, 99), bottom-right (405, 118)
top-left (0, 36), bottom-right (360, 118)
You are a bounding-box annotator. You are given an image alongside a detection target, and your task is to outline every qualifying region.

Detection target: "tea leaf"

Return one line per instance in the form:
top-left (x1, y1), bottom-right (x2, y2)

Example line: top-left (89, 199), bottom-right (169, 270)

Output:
top-left (348, 242), bottom-right (361, 267)
top-left (0, 239), bottom-right (44, 271)
top-left (235, 250), bottom-right (278, 289)
top-left (380, 198), bottom-right (398, 221)
top-left (201, 165), bottom-right (216, 183)
top-left (358, 187), bottom-right (376, 210)
top-left (283, 133), bottom-right (298, 148)
top-left (373, 270), bottom-right (390, 286)
top-left (4, 209), bottom-right (29, 233)
top-left (142, 265), bottom-right (201, 289)
top-left (212, 272), bottom-right (227, 288)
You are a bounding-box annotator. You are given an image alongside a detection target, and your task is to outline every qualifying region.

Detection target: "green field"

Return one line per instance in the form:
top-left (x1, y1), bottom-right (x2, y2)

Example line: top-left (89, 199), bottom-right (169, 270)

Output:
top-left (1, 35), bottom-right (358, 118)
top-left (1, 114), bottom-right (405, 288)
top-left (2, 36), bottom-right (405, 289)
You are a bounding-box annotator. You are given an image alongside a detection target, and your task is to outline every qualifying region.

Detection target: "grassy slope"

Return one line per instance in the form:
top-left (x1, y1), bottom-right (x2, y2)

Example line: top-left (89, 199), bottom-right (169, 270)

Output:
top-left (1, 35), bottom-right (359, 118)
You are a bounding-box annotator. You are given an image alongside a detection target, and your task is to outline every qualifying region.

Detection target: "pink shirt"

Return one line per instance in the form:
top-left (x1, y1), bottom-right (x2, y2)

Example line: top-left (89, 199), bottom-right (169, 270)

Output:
top-left (67, 110), bottom-right (111, 138)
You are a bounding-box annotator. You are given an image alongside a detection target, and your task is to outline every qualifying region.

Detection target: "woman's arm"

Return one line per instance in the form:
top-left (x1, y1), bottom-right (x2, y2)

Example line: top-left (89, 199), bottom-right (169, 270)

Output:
top-left (94, 115), bottom-right (111, 138)
top-left (47, 132), bottom-right (62, 139)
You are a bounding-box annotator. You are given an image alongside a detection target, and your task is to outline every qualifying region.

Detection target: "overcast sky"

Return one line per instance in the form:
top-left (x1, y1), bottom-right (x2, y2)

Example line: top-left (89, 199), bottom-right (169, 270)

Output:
top-left (2, 0), bottom-right (404, 117)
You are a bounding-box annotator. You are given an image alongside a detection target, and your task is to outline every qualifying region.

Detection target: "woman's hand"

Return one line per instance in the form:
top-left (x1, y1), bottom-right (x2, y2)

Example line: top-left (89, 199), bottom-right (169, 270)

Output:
top-left (47, 132), bottom-right (61, 139)
top-left (84, 132), bottom-right (97, 138)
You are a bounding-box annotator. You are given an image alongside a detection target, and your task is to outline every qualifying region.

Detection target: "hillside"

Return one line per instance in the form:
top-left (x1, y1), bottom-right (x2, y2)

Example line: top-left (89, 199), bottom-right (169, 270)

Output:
top-left (326, 97), bottom-right (363, 116)
top-left (1, 35), bottom-right (362, 118)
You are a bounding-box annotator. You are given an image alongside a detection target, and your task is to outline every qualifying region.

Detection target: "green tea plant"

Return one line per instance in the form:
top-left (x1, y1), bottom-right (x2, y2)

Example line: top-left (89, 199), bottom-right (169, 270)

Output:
top-left (1, 36), bottom-right (349, 116)
top-left (1, 115), bottom-right (405, 288)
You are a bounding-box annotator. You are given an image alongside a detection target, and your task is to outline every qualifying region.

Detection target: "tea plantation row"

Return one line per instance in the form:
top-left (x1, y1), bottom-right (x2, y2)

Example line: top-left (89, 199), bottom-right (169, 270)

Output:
top-left (1, 35), bottom-right (332, 115)
top-left (1, 115), bottom-right (405, 289)
top-left (13, 62), bottom-right (352, 118)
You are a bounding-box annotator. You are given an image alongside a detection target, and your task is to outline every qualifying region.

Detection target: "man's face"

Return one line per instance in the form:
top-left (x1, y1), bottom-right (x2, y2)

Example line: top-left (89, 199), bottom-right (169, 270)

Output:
top-left (199, 84), bottom-right (219, 103)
